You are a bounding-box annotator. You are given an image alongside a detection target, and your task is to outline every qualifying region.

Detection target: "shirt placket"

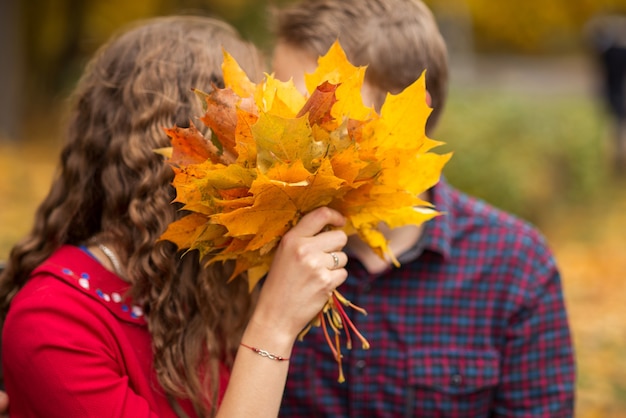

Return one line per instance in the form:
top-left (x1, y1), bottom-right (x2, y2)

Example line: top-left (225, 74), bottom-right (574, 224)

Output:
top-left (342, 266), bottom-right (382, 418)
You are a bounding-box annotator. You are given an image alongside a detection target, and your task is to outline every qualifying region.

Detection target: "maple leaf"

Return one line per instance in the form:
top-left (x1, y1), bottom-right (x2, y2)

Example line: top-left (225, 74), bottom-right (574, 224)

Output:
top-left (159, 41), bottom-right (451, 382)
top-left (164, 123), bottom-right (220, 165)
top-left (255, 74), bottom-right (305, 116)
top-left (297, 81), bottom-right (339, 131)
top-left (198, 88), bottom-right (253, 163)
top-left (304, 41), bottom-right (373, 121)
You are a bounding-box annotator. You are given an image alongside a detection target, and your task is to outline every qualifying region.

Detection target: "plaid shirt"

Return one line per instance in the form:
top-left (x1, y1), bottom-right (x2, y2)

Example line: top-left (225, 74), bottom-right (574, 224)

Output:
top-left (280, 179), bottom-right (575, 417)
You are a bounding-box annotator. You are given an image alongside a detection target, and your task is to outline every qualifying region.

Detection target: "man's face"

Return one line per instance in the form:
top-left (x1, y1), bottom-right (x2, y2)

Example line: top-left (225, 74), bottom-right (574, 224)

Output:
top-left (272, 41), bottom-right (318, 94)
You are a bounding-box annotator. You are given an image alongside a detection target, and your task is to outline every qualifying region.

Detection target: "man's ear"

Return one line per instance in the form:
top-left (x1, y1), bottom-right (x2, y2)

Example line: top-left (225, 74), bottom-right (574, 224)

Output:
top-left (426, 90), bottom-right (432, 107)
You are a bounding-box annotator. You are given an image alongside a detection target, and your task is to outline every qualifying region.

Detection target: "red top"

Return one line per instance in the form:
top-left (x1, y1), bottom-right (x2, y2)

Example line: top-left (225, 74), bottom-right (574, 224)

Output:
top-left (3, 245), bottom-right (229, 417)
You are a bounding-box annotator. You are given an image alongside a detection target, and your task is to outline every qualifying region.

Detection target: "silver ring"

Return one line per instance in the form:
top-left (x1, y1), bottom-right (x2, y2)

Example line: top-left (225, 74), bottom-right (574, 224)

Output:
top-left (330, 252), bottom-right (339, 269)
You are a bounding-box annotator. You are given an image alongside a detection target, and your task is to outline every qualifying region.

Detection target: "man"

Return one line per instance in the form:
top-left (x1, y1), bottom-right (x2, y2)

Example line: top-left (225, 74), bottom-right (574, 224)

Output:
top-left (272, 0), bottom-right (575, 416)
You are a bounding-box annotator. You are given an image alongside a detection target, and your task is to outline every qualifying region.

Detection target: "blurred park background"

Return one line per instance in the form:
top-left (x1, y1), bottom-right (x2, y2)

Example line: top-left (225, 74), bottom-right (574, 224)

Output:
top-left (1, 0), bottom-right (626, 416)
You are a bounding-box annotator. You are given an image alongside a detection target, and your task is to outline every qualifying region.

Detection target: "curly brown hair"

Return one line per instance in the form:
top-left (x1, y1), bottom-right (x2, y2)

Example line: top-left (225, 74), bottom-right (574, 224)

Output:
top-left (0, 15), bottom-right (263, 416)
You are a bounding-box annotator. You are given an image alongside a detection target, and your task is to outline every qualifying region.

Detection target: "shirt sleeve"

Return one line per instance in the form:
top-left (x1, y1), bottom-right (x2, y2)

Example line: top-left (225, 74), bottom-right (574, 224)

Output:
top-left (493, 231), bottom-right (576, 417)
top-left (3, 275), bottom-right (164, 418)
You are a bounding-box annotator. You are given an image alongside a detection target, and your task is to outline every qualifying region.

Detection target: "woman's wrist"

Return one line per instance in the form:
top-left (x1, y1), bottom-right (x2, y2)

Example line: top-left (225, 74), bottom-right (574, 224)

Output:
top-left (241, 315), bottom-right (296, 360)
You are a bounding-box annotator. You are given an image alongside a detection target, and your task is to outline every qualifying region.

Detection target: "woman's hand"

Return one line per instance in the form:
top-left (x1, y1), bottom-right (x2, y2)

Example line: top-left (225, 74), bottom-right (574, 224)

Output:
top-left (249, 207), bottom-right (348, 345)
top-left (218, 207), bottom-right (348, 418)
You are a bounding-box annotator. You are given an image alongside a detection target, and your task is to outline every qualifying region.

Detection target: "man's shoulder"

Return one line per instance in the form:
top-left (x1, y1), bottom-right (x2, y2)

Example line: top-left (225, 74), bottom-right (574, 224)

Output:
top-left (432, 182), bottom-right (560, 301)
top-left (442, 182), bottom-right (540, 229)
top-left (436, 181), bottom-right (552, 255)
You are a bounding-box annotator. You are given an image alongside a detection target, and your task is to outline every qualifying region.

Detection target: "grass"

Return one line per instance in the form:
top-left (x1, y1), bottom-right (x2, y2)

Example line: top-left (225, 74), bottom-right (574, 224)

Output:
top-left (1, 56), bottom-right (625, 416)
top-left (0, 136), bottom-right (60, 257)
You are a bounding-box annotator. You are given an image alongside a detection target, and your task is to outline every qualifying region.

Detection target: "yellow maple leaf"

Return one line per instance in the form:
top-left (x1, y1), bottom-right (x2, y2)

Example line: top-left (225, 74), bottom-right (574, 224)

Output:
top-left (160, 212), bottom-right (213, 250)
top-left (252, 113), bottom-right (321, 172)
top-left (305, 41), bottom-right (373, 121)
top-left (222, 50), bottom-right (256, 98)
top-left (255, 73), bottom-right (305, 116)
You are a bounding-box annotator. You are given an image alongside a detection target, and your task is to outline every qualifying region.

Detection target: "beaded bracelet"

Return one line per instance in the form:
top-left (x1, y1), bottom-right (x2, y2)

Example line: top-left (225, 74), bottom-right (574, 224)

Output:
top-left (240, 342), bottom-right (290, 361)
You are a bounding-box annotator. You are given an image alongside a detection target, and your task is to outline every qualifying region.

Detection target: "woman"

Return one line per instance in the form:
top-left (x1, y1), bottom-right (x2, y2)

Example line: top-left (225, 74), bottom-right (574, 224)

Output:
top-left (0, 15), bottom-right (348, 417)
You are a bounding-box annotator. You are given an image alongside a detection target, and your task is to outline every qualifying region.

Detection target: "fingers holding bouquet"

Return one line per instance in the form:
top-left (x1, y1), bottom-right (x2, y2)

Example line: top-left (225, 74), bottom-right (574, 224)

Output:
top-left (252, 207), bottom-right (349, 339)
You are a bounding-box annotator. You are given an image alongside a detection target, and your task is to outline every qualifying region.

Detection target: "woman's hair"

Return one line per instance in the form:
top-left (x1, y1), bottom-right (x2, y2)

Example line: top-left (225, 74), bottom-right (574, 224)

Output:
top-left (0, 15), bottom-right (263, 416)
top-left (273, 0), bottom-right (448, 134)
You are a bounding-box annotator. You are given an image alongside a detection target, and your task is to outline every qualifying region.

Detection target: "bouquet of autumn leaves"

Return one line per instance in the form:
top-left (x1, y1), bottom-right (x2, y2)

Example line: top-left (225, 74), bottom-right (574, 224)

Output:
top-left (159, 41), bottom-right (451, 382)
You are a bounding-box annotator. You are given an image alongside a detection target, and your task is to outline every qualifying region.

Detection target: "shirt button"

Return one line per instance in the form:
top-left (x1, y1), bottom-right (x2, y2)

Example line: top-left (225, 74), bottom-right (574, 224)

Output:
top-left (451, 373), bottom-right (463, 386)
top-left (355, 359), bottom-right (367, 374)
top-left (362, 283), bottom-right (371, 292)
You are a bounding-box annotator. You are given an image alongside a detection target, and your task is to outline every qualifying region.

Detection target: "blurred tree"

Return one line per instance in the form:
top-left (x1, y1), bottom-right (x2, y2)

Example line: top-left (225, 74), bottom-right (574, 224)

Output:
top-left (0, 0), bottom-right (23, 142)
top-left (425, 0), bottom-right (626, 54)
top-left (18, 0), bottom-right (272, 109)
top-left (13, 0), bottom-right (626, 145)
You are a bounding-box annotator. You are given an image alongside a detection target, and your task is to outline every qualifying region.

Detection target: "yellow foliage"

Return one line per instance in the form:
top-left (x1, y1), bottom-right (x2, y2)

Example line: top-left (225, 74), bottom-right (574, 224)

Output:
top-left (161, 41), bottom-right (449, 284)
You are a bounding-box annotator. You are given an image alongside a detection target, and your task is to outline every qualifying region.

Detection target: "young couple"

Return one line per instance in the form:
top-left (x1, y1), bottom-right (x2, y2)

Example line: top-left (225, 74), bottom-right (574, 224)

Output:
top-left (0, 0), bottom-right (575, 416)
